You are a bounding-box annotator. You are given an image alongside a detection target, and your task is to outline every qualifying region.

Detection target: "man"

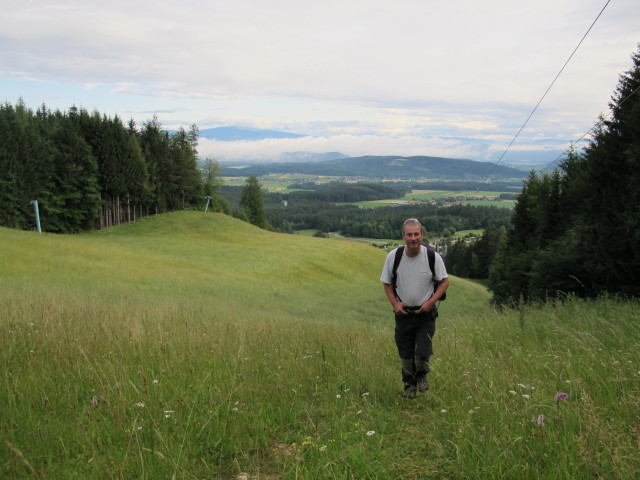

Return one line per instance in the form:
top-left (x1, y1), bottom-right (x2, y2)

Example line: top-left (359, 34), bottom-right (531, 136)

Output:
top-left (380, 218), bottom-right (449, 399)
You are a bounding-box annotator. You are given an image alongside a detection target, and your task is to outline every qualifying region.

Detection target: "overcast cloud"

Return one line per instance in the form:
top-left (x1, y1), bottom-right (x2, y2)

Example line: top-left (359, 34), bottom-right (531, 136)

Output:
top-left (1, 0), bottom-right (638, 164)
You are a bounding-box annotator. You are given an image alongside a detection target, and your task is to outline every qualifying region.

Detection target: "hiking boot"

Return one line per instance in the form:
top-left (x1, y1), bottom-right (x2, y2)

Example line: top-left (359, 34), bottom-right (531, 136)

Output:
top-left (417, 376), bottom-right (429, 392)
top-left (399, 385), bottom-right (417, 399)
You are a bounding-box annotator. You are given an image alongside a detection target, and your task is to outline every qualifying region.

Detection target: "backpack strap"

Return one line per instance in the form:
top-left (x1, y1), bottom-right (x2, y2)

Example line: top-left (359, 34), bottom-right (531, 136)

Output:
top-left (391, 246), bottom-right (405, 301)
top-left (426, 245), bottom-right (436, 279)
top-left (426, 245), bottom-right (446, 301)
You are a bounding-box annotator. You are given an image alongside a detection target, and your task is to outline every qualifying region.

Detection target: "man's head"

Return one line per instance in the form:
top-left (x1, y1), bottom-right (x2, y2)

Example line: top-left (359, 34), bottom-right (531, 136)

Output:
top-left (402, 218), bottom-right (422, 234)
top-left (402, 218), bottom-right (423, 254)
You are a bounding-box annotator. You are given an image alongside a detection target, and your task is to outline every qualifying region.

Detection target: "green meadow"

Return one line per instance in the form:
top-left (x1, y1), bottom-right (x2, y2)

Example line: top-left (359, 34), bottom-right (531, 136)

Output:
top-left (1, 212), bottom-right (638, 479)
top-left (354, 190), bottom-right (516, 209)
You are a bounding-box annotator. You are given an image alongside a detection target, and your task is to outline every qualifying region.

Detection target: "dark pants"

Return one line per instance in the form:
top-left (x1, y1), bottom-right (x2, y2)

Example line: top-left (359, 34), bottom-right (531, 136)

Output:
top-left (394, 309), bottom-right (437, 387)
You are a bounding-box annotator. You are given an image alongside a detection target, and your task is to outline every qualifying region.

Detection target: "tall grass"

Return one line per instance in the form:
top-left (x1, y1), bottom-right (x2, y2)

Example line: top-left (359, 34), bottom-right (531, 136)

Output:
top-left (1, 212), bottom-right (639, 479)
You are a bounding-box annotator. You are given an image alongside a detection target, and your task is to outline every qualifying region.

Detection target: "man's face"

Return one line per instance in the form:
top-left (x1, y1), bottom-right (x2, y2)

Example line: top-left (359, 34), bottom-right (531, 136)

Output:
top-left (402, 224), bottom-right (423, 250)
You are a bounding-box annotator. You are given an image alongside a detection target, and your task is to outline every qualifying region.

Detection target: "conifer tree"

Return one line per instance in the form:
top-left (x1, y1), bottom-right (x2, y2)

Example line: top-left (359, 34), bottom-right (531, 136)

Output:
top-left (170, 127), bottom-right (202, 209)
top-left (574, 46), bottom-right (640, 296)
top-left (140, 116), bottom-right (173, 213)
top-left (240, 176), bottom-right (268, 229)
top-left (203, 156), bottom-right (231, 214)
top-left (489, 45), bottom-right (640, 304)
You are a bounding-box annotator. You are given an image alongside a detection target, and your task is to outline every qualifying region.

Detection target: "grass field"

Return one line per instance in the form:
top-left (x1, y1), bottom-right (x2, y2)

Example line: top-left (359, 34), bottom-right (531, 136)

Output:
top-left (1, 212), bottom-right (639, 479)
top-left (355, 190), bottom-right (516, 209)
top-left (222, 175), bottom-right (340, 191)
top-left (451, 229), bottom-right (484, 239)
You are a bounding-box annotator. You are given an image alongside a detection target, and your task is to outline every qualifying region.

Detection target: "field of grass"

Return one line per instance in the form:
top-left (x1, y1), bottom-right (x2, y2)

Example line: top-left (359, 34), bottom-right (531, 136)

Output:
top-left (223, 175), bottom-right (342, 191)
top-left (293, 229), bottom-right (320, 236)
top-left (355, 190), bottom-right (516, 209)
top-left (1, 212), bottom-right (639, 479)
top-left (451, 229), bottom-right (484, 240)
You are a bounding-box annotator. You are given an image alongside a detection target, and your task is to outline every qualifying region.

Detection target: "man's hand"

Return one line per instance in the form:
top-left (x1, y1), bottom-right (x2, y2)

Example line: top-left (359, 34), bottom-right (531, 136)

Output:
top-left (384, 283), bottom-right (408, 315)
top-left (393, 302), bottom-right (408, 315)
top-left (417, 300), bottom-right (434, 315)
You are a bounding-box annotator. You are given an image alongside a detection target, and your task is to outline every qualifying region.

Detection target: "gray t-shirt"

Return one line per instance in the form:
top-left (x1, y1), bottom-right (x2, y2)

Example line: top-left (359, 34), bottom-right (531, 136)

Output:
top-left (380, 246), bottom-right (448, 306)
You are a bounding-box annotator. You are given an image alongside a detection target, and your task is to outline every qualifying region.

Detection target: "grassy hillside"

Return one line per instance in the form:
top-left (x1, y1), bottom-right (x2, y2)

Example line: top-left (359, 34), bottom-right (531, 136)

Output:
top-left (1, 211), bottom-right (388, 321)
top-left (1, 212), bottom-right (638, 479)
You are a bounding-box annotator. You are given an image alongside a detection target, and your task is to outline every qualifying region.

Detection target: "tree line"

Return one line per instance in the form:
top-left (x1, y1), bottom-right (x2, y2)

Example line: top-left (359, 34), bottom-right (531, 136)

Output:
top-left (285, 182), bottom-right (409, 203)
top-left (220, 182), bottom-right (513, 240)
top-left (0, 101), bottom-right (231, 232)
top-left (487, 46), bottom-right (640, 305)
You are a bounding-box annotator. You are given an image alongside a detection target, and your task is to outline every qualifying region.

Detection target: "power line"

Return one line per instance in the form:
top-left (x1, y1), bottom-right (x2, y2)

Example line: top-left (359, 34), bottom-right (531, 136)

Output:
top-left (539, 82), bottom-right (640, 173)
top-left (482, 0), bottom-right (611, 183)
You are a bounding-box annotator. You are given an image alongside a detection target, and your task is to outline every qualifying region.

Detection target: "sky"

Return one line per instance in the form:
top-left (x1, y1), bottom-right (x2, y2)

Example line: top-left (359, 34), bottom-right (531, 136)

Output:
top-left (1, 0), bottom-right (638, 166)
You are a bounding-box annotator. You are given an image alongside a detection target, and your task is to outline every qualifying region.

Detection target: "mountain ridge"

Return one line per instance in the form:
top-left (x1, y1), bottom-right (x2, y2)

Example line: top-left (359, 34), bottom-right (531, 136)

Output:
top-left (222, 155), bottom-right (528, 180)
top-left (198, 126), bottom-right (305, 141)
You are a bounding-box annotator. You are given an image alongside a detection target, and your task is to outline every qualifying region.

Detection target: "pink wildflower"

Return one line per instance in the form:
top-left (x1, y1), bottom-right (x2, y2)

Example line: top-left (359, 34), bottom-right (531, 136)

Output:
top-left (554, 392), bottom-right (569, 404)
top-left (537, 414), bottom-right (545, 428)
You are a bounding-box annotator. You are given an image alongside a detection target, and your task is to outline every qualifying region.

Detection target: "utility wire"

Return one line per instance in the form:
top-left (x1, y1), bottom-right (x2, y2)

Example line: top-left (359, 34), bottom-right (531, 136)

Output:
top-left (469, 56), bottom-right (639, 239)
top-left (539, 82), bottom-right (640, 173)
top-left (482, 0), bottom-right (611, 183)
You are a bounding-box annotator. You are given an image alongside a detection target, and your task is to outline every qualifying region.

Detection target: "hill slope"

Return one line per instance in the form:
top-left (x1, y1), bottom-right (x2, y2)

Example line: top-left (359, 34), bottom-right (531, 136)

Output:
top-left (0, 211), bottom-right (482, 323)
top-left (2, 213), bottom-right (638, 479)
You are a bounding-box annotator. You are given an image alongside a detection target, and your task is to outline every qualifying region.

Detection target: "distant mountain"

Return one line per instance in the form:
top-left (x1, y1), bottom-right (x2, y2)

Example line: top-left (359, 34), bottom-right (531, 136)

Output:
top-left (198, 126), bottom-right (306, 141)
top-left (222, 155), bottom-right (529, 180)
top-left (278, 151), bottom-right (350, 163)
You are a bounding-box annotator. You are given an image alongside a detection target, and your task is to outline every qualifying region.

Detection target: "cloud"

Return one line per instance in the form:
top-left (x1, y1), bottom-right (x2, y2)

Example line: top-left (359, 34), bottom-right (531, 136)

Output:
top-left (199, 134), bottom-right (515, 163)
top-left (1, 0), bottom-right (638, 162)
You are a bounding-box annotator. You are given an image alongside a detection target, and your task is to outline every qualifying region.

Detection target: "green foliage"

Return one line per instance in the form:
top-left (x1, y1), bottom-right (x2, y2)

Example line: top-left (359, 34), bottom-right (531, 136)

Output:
top-left (286, 182), bottom-right (407, 203)
top-left (203, 156), bottom-right (232, 214)
top-left (258, 183), bottom-right (512, 239)
top-left (239, 176), bottom-right (268, 229)
top-left (445, 226), bottom-right (506, 280)
top-left (490, 46), bottom-right (640, 305)
top-left (0, 103), bottom-right (207, 232)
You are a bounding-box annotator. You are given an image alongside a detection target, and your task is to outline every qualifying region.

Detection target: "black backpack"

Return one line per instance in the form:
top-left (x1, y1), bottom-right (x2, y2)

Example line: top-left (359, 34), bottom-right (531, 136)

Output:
top-left (391, 245), bottom-right (446, 302)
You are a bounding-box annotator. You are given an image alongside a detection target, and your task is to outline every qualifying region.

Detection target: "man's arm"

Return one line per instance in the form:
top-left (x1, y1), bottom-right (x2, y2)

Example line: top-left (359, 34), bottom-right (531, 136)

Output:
top-left (418, 277), bottom-right (449, 314)
top-left (383, 282), bottom-right (406, 314)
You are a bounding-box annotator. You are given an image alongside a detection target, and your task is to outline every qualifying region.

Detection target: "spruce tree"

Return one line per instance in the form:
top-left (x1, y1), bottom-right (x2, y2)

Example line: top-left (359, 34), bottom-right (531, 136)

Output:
top-left (576, 46), bottom-right (640, 296)
top-left (489, 45), bottom-right (640, 304)
top-left (240, 176), bottom-right (268, 229)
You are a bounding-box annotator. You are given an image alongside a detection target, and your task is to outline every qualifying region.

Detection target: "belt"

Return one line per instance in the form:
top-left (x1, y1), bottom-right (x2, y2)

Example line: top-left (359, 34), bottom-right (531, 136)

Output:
top-left (405, 306), bottom-right (421, 312)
